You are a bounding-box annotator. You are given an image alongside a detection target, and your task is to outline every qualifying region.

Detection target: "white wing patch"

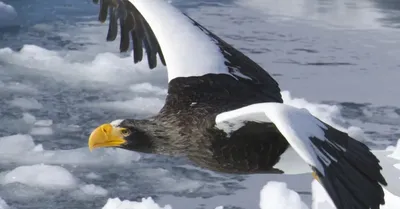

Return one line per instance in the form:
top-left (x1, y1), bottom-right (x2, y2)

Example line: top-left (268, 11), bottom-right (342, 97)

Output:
top-left (216, 103), bottom-right (334, 175)
top-left (129, 0), bottom-right (231, 82)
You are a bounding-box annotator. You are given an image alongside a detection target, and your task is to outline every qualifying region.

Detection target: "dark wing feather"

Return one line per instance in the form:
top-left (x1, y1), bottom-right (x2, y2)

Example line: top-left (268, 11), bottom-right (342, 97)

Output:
top-left (92, 1), bottom-right (282, 103)
top-left (183, 14), bottom-right (282, 102)
top-left (311, 122), bottom-right (387, 209)
top-left (93, 0), bottom-right (165, 69)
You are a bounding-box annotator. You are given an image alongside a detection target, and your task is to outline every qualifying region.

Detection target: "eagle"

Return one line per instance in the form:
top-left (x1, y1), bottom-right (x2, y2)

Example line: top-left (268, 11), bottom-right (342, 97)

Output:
top-left (87, 0), bottom-right (387, 208)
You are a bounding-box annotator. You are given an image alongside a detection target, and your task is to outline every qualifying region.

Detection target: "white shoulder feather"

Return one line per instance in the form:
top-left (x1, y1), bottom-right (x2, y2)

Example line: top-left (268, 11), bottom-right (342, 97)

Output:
top-left (128, 0), bottom-right (230, 81)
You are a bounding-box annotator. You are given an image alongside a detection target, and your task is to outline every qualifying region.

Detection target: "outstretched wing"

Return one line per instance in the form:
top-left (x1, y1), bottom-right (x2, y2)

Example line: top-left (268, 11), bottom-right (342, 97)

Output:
top-left (91, 0), bottom-right (282, 103)
top-left (216, 103), bottom-right (387, 209)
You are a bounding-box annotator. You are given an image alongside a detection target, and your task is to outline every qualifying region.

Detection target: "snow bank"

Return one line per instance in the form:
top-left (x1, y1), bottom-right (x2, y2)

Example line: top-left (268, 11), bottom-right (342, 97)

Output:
top-left (0, 134), bottom-right (140, 166)
top-left (0, 1), bottom-right (18, 28)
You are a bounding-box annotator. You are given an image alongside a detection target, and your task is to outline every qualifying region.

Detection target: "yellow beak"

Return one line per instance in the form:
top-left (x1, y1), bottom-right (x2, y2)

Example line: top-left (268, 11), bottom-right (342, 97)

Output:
top-left (88, 123), bottom-right (127, 151)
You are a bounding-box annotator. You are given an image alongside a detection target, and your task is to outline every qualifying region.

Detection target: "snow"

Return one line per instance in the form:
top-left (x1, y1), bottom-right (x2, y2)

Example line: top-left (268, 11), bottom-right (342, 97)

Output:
top-left (129, 83), bottom-right (167, 96)
top-left (84, 97), bottom-right (164, 115)
top-left (0, 1), bottom-right (399, 208)
top-left (0, 197), bottom-right (8, 209)
top-left (8, 97), bottom-right (43, 110)
top-left (129, 0), bottom-right (230, 81)
top-left (103, 197), bottom-right (172, 209)
top-left (260, 181), bottom-right (308, 209)
top-left (389, 140), bottom-right (400, 160)
top-left (22, 113), bottom-right (37, 124)
top-left (34, 120), bottom-right (53, 126)
top-left (1, 164), bottom-right (78, 190)
top-left (0, 1), bottom-right (18, 28)
top-left (0, 134), bottom-right (141, 166)
top-left (72, 184), bottom-right (108, 197)
top-left (0, 45), bottom-right (166, 86)
top-left (0, 82), bottom-right (39, 95)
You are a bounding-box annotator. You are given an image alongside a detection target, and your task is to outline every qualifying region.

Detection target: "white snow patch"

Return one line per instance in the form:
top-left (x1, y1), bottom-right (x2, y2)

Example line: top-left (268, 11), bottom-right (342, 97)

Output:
top-left (9, 97), bottom-right (43, 110)
top-left (22, 112), bottom-right (37, 124)
top-left (85, 97), bottom-right (164, 116)
top-left (0, 81), bottom-right (39, 95)
top-left (389, 139), bottom-right (400, 161)
top-left (0, 164), bottom-right (77, 190)
top-left (0, 134), bottom-right (140, 166)
top-left (0, 45), bottom-right (166, 86)
top-left (86, 172), bottom-right (101, 180)
top-left (0, 134), bottom-right (36, 154)
top-left (0, 1), bottom-right (18, 28)
top-left (260, 181), bottom-right (308, 209)
top-left (34, 120), bottom-right (53, 126)
top-left (139, 168), bottom-right (203, 193)
top-left (30, 127), bottom-right (54, 136)
top-left (102, 197), bottom-right (172, 209)
top-left (0, 197), bottom-right (8, 209)
top-left (129, 83), bottom-right (167, 96)
top-left (71, 184), bottom-right (108, 197)
top-left (311, 180), bottom-right (335, 209)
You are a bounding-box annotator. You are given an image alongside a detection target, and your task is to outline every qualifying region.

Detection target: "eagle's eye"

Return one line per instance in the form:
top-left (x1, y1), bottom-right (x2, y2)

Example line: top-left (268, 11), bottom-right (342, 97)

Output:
top-left (120, 128), bottom-right (130, 136)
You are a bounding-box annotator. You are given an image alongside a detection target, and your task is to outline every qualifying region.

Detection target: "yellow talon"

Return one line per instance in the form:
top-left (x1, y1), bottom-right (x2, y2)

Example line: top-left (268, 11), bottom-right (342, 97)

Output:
top-left (312, 171), bottom-right (320, 182)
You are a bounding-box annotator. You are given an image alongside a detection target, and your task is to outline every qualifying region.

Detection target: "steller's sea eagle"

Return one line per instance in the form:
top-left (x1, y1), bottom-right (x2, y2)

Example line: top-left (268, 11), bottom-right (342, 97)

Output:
top-left (87, 0), bottom-right (387, 208)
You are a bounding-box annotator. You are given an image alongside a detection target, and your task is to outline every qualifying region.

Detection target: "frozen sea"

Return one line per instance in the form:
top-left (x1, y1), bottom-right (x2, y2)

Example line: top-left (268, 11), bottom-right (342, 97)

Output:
top-left (1, 0), bottom-right (400, 208)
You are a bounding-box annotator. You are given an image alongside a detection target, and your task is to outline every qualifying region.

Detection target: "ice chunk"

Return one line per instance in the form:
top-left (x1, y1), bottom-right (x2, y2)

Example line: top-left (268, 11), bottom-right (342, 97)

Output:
top-left (0, 82), bottom-right (39, 95)
top-left (311, 180), bottom-right (335, 209)
top-left (0, 134), bottom-right (140, 166)
top-left (86, 172), bottom-right (101, 180)
top-left (8, 97), bottom-right (43, 110)
top-left (382, 188), bottom-right (400, 209)
top-left (388, 139), bottom-right (400, 160)
top-left (30, 127), bottom-right (53, 136)
top-left (1, 164), bottom-right (78, 190)
top-left (0, 134), bottom-right (35, 154)
top-left (0, 1), bottom-right (18, 28)
top-left (0, 45), bottom-right (166, 86)
top-left (259, 181), bottom-right (308, 209)
top-left (102, 197), bottom-right (172, 209)
top-left (85, 97), bottom-right (164, 115)
top-left (129, 83), bottom-right (167, 96)
top-left (137, 168), bottom-right (206, 193)
top-left (0, 197), bottom-right (8, 209)
top-left (71, 184), bottom-right (108, 198)
top-left (21, 113), bottom-right (36, 124)
top-left (34, 120), bottom-right (53, 127)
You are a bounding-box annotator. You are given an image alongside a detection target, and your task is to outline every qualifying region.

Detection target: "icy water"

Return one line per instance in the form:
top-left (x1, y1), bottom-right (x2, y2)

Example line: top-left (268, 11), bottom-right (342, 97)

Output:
top-left (0, 0), bottom-right (400, 209)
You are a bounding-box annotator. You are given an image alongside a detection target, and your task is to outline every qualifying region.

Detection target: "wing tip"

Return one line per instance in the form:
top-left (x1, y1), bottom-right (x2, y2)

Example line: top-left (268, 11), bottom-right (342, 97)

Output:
top-left (91, 0), bottom-right (167, 69)
top-left (311, 124), bottom-right (387, 209)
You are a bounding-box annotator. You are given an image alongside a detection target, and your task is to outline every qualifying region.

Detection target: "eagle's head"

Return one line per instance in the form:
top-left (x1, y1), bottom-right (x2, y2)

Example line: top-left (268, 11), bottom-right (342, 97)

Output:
top-left (88, 119), bottom-right (154, 153)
